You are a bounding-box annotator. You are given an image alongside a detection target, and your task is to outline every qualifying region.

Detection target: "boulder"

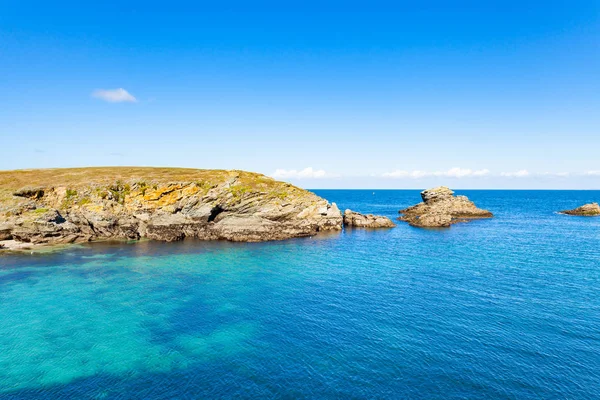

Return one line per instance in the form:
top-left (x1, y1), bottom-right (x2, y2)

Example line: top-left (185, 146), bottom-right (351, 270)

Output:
top-left (399, 186), bottom-right (492, 228)
top-left (412, 211), bottom-right (453, 228)
top-left (420, 186), bottom-right (454, 203)
top-left (13, 186), bottom-right (45, 199)
top-left (0, 223), bottom-right (13, 240)
top-left (560, 203), bottom-right (600, 216)
top-left (343, 209), bottom-right (395, 228)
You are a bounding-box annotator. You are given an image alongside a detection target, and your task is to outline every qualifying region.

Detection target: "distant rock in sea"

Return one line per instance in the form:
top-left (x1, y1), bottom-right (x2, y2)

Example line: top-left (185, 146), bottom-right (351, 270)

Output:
top-left (0, 167), bottom-right (343, 250)
top-left (343, 209), bottom-right (396, 228)
top-left (398, 186), bottom-right (493, 228)
top-left (559, 202), bottom-right (600, 216)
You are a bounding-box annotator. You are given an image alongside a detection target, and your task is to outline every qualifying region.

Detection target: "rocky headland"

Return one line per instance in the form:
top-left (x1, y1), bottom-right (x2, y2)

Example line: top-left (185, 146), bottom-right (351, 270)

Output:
top-left (0, 167), bottom-right (344, 250)
top-left (343, 209), bottom-right (396, 228)
top-left (559, 203), bottom-right (600, 216)
top-left (398, 186), bottom-right (493, 228)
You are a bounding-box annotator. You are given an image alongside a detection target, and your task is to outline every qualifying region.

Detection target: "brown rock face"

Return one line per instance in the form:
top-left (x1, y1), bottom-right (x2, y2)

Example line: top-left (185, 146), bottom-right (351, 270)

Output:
top-left (560, 203), bottom-right (600, 216)
top-left (0, 168), bottom-right (343, 249)
top-left (398, 186), bottom-right (493, 228)
top-left (343, 209), bottom-right (396, 228)
top-left (0, 223), bottom-right (12, 241)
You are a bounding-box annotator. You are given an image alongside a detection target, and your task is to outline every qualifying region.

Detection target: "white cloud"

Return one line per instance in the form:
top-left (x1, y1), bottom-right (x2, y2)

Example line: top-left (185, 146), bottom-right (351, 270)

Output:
top-left (92, 88), bottom-right (137, 103)
top-left (272, 168), bottom-right (595, 181)
top-left (500, 170), bottom-right (530, 178)
top-left (271, 167), bottom-right (329, 179)
top-left (382, 167), bottom-right (490, 179)
top-left (381, 170), bottom-right (422, 179)
top-left (446, 167), bottom-right (490, 178)
top-left (539, 172), bottom-right (570, 177)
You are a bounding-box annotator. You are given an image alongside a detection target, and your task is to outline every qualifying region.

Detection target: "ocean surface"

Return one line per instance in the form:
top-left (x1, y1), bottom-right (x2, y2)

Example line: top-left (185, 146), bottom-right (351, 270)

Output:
top-left (1, 190), bottom-right (599, 399)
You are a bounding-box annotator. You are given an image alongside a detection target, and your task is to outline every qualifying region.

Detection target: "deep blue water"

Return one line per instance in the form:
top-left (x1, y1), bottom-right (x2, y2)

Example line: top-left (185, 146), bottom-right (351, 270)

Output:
top-left (1, 190), bottom-right (599, 399)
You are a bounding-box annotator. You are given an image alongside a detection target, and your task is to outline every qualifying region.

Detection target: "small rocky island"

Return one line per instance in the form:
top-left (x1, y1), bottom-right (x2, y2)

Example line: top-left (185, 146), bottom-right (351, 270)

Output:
top-left (398, 186), bottom-right (493, 228)
top-left (0, 167), bottom-right (344, 250)
top-left (343, 209), bottom-right (396, 228)
top-left (559, 203), bottom-right (600, 216)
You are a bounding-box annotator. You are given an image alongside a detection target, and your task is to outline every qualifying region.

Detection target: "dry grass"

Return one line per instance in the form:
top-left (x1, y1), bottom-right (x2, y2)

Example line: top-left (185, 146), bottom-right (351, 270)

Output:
top-left (0, 167), bottom-right (241, 189)
top-left (0, 167), bottom-right (308, 204)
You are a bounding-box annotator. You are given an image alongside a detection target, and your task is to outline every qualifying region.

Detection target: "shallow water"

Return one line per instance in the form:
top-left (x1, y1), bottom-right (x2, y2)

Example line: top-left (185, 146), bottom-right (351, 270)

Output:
top-left (1, 190), bottom-right (599, 399)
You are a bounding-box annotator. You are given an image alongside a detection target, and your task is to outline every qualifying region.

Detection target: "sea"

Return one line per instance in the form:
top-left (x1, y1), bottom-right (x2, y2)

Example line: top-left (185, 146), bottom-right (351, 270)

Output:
top-left (0, 190), bottom-right (599, 399)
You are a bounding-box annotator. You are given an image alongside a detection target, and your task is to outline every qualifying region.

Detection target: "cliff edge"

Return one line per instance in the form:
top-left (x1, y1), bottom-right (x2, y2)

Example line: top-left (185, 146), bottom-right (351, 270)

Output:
top-left (0, 167), bottom-right (342, 249)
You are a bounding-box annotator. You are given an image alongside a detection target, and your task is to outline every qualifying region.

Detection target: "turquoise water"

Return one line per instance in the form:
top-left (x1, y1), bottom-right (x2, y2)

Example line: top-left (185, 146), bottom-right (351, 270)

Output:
top-left (1, 190), bottom-right (599, 399)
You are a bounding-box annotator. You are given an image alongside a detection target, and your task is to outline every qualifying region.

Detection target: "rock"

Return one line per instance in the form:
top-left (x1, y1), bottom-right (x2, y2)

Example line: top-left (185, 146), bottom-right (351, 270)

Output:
top-left (420, 186), bottom-right (454, 203)
top-left (0, 167), bottom-right (344, 247)
top-left (0, 223), bottom-right (13, 240)
top-left (36, 209), bottom-right (66, 224)
top-left (343, 209), bottom-right (396, 228)
top-left (398, 186), bottom-right (493, 228)
top-left (13, 186), bottom-right (45, 199)
top-left (560, 203), bottom-right (600, 216)
top-left (0, 239), bottom-right (34, 251)
top-left (413, 211), bottom-right (453, 228)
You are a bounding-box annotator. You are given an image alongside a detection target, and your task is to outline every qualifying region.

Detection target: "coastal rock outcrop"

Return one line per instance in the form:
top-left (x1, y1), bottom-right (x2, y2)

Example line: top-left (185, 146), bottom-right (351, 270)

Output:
top-left (398, 186), bottom-right (493, 228)
top-left (559, 203), bottom-right (600, 216)
top-left (343, 209), bottom-right (395, 228)
top-left (0, 167), bottom-right (343, 250)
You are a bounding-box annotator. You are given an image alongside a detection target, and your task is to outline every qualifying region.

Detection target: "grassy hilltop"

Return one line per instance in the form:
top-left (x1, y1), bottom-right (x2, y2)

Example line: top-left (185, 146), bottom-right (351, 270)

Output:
top-left (0, 167), bottom-right (306, 208)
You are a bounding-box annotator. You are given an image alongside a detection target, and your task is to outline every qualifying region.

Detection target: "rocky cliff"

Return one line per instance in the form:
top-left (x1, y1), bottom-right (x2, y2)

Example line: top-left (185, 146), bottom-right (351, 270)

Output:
top-left (398, 186), bottom-right (493, 227)
top-left (0, 167), bottom-right (342, 249)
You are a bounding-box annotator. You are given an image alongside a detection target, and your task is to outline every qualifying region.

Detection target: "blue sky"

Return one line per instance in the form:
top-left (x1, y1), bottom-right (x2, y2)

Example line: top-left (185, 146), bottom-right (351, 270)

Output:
top-left (1, 1), bottom-right (599, 188)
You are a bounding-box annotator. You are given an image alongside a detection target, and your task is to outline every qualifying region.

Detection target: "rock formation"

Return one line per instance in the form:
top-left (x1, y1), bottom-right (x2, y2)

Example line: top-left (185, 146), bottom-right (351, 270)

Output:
top-left (398, 186), bottom-right (493, 228)
top-left (559, 203), bottom-right (600, 216)
top-left (0, 167), bottom-right (343, 250)
top-left (343, 209), bottom-right (396, 228)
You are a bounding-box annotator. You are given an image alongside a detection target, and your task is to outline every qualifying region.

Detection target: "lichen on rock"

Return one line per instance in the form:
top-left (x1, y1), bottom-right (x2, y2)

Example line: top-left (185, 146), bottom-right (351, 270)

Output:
top-left (0, 167), bottom-right (343, 250)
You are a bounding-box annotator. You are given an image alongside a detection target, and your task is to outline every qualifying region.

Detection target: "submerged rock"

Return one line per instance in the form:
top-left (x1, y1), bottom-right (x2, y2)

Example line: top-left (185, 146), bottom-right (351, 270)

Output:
top-left (398, 186), bottom-right (493, 228)
top-left (560, 203), bottom-right (600, 216)
top-left (343, 209), bottom-right (396, 228)
top-left (0, 167), bottom-right (343, 247)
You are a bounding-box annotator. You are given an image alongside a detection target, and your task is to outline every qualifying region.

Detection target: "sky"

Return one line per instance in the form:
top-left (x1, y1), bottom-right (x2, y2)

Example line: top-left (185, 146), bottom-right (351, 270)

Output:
top-left (1, 1), bottom-right (599, 189)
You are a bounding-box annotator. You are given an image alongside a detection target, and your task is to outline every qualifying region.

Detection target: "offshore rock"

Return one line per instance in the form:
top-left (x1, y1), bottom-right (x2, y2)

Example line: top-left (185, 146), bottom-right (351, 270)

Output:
top-left (398, 186), bottom-right (493, 228)
top-left (560, 203), bottom-right (600, 216)
top-left (0, 167), bottom-right (343, 249)
top-left (343, 209), bottom-right (395, 228)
